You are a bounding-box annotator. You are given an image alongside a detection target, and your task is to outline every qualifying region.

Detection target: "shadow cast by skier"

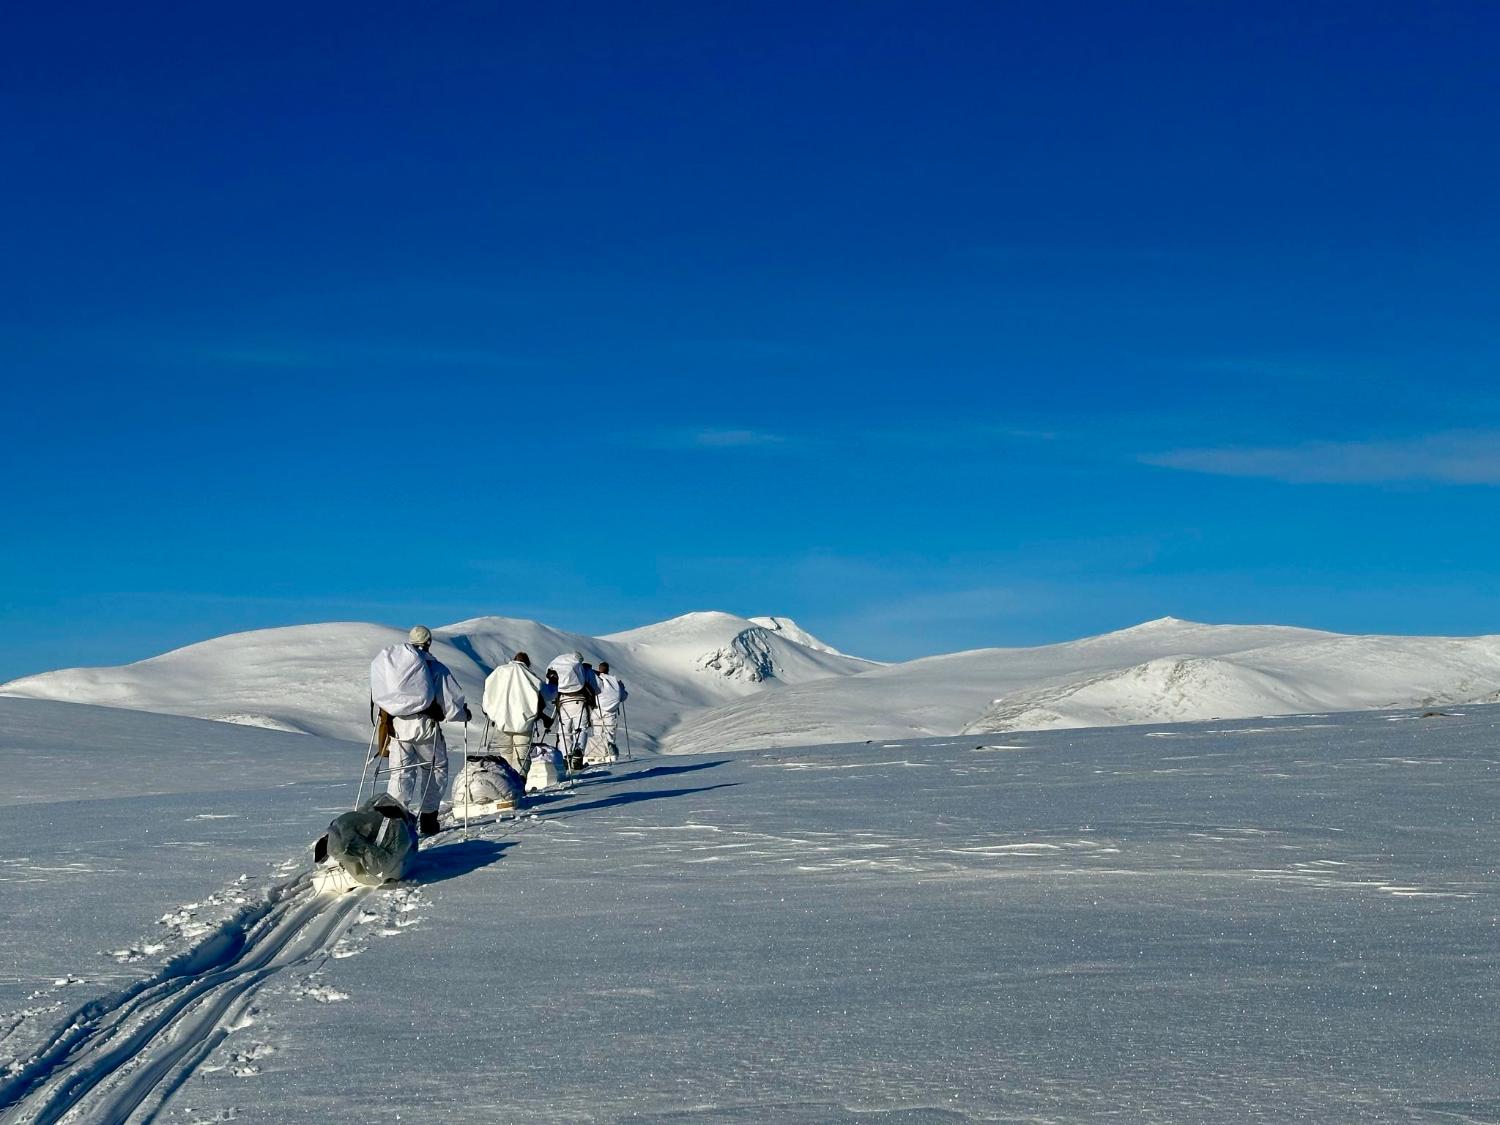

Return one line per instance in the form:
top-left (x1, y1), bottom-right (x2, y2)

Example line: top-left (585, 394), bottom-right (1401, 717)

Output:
top-left (551, 782), bottom-right (739, 819)
top-left (524, 759), bottom-right (732, 805)
top-left (409, 839), bottom-right (513, 884)
top-left (611, 759), bottom-right (732, 784)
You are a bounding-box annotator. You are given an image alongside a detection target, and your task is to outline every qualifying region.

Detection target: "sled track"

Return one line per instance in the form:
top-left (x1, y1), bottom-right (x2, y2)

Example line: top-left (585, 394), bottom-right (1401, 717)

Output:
top-left (0, 878), bottom-right (367, 1125)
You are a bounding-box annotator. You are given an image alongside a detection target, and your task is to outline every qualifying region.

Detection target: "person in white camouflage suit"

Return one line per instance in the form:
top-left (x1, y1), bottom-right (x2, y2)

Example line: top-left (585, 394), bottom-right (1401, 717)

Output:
top-left (370, 626), bottom-right (469, 837)
top-left (585, 660), bottom-right (629, 764)
top-left (546, 652), bottom-right (597, 772)
top-left (481, 651), bottom-right (546, 776)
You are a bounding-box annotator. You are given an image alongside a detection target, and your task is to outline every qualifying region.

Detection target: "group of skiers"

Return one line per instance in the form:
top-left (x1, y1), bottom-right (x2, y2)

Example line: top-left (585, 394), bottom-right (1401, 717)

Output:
top-left (482, 647), bottom-right (629, 775)
top-left (367, 626), bottom-right (629, 836)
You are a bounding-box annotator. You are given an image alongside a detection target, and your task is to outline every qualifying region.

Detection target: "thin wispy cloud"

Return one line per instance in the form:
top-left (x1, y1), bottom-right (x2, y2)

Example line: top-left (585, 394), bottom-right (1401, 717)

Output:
top-left (691, 429), bottom-right (790, 448)
top-left (631, 423), bottom-right (1071, 458)
top-left (1145, 430), bottom-right (1500, 485)
top-left (192, 343), bottom-right (542, 370)
top-left (636, 427), bottom-right (796, 452)
top-left (208, 349), bottom-right (318, 368)
top-left (958, 244), bottom-right (1189, 264)
top-left (849, 425), bottom-right (1062, 450)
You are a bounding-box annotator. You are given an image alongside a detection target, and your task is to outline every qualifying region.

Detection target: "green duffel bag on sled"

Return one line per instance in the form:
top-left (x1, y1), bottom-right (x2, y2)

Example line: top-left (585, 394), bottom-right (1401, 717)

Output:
top-left (312, 794), bottom-right (418, 894)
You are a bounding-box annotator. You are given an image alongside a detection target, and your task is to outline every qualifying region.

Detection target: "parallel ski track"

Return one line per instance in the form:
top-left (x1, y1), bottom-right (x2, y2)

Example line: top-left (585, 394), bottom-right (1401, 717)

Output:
top-left (0, 877), bottom-right (366, 1125)
top-left (0, 772), bottom-right (596, 1123)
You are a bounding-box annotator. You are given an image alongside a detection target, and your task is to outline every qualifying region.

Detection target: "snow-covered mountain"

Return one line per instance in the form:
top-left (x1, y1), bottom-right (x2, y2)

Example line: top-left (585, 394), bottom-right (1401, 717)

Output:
top-left (7, 613), bottom-right (1500, 756)
top-left (0, 612), bottom-right (873, 749)
top-left (746, 615), bottom-right (856, 657)
top-left (662, 616), bottom-right (1500, 753)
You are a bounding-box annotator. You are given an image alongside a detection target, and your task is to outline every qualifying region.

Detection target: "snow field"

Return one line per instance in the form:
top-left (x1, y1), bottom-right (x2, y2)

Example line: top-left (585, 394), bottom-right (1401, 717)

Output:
top-left (1, 697), bottom-right (1495, 1122)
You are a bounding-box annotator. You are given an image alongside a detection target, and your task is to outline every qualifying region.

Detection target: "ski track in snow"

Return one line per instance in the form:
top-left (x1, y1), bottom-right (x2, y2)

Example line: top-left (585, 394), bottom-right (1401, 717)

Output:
top-left (0, 877), bottom-right (369, 1125)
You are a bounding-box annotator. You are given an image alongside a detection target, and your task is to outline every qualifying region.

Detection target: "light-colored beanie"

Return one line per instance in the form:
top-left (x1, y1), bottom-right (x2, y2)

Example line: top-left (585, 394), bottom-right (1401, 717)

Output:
top-left (409, 625), bottom-right (433, 646)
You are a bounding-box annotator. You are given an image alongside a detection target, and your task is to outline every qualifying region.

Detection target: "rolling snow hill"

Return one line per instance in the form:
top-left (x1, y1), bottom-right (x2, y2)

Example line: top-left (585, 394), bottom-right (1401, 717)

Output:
top-left (662, 616), bottom-right (1500, 753)
top-left (0, 612), bottom-right (873, 749)
top-left (7, 614), bottom-right (1500, 756)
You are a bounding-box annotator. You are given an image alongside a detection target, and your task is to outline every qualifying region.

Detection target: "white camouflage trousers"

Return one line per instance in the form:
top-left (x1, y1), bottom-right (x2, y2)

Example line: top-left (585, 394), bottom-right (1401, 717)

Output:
top-left (554, 697), bottom-right (590, 761)
top-left (585, 711), bottom-right (619, 764)
top-left (386, 715), bottom-right (449, 815)
top-left (495, 729), bottom-right (532, 776)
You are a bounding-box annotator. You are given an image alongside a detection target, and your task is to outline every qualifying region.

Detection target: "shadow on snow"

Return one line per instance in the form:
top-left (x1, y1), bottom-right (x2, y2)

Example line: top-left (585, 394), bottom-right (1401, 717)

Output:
top-left (551, 782), bottom-right (739, 818)
top-left (524, 759), bottom-right (733, 804)
top-left (409, 839), bottom-right (514, 884)
top-left (611, 759), bottom-right (733, 783)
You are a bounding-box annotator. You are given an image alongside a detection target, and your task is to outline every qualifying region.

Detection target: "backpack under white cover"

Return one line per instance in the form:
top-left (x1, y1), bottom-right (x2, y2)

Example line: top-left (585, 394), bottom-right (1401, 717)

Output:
top-left (370, 644), bottom-right (437, 718)
top-left (547, 653), bottom-right (589, 694)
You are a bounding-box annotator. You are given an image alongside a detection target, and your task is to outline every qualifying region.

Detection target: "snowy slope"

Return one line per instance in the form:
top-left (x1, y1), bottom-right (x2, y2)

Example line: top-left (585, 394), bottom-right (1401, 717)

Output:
top-left (0, 695), bottom-right (1493, 1123)
top-left (10, 613), bottom-right (1500, 760)
top-left (0, 622), bottom-right (407, 739)
top-left (0, 612), bottom-right (875, 749)
top-left (601, 611), bottom-right (872, 687)
top-left (746, 615), bottom-right (855, 657)
top-left (665, 616), bottom-right (1500, 752)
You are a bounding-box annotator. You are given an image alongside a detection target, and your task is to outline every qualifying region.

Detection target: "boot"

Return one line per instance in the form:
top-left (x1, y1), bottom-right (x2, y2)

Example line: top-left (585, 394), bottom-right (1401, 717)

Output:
top-left (419, 811), bottom-right (441, 837)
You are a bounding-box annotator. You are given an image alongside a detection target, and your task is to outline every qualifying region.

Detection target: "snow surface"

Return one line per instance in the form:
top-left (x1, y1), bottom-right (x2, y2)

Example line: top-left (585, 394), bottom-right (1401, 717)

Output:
top-left (0, 695), bottom-right (1494, 1122)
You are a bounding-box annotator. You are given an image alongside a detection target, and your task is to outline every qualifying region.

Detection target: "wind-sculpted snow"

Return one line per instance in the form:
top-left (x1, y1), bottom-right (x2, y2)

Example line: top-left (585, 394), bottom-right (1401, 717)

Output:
top-left (697, 628), bottom-right (778, 682)
top-left (0, 612), bottom-right (873, 749)
top-left (0, 695), bottom-right (1493, 1122)
top-left (693, 625), bottom-right (863, 684)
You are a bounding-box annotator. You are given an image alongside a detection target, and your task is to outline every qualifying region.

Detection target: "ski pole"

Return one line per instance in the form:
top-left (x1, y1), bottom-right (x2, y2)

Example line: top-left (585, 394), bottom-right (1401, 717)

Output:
top-left (621, 704), bottom-right (634, 761)
top-left (462, 719), bottom-right (470, 841)
top-left (415, 736), bottom-right (437, 832)
top-left (355, 724), bottom-right (379, 806)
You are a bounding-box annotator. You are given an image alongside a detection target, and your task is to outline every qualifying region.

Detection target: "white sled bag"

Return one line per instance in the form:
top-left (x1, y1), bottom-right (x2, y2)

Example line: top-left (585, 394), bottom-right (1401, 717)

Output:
top-left (525, 746), bottom-right (565, 793)
top-left (455, 758), bottom-right (522, 809)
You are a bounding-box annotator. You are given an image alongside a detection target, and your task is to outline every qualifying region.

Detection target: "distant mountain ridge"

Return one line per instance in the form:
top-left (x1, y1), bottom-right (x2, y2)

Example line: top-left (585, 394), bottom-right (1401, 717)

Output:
top-left (659, 616), bottom-right (1500, 753)
top-left (0, 612), bottom-right (872, 749)
top-left (5, 614), bottom-right (1500, 753)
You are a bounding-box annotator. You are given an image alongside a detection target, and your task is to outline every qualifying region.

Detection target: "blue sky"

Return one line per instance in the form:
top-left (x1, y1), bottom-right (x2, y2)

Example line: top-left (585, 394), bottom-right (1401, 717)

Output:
top-left (3, 1), bottom-right (1499, 680)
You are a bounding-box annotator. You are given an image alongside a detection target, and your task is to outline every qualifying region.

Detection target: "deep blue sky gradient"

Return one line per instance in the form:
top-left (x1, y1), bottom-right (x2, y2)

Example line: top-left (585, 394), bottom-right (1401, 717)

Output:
top-left (4, 2), bottom-right (1499, 679)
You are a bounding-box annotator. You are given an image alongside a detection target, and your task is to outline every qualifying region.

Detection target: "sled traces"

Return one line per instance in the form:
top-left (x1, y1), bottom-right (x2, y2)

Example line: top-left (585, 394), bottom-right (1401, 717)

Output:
top-left (0, 879), bottom-right (366, 1125)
